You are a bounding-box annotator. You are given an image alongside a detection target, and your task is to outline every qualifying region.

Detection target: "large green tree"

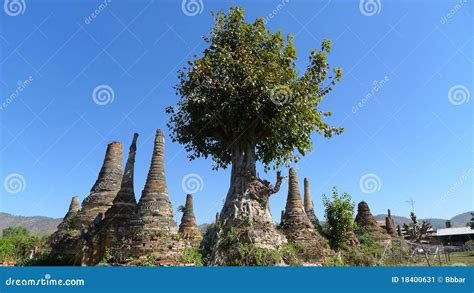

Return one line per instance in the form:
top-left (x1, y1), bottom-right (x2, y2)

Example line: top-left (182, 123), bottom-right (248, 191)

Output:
top-left (167, 7), bottom-right (343, 263)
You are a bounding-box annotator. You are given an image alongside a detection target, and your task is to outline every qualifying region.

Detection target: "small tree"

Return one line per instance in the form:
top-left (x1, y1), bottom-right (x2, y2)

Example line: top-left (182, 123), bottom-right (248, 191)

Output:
top-left (323, 188), bottom-right (355, 251)
top-left (2, 226), bottom-right (29, 238)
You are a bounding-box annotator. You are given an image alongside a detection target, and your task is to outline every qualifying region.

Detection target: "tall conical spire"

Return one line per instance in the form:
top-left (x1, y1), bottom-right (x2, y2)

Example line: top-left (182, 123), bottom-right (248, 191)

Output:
top-left (112, 133), bottom-right (138, 205)
top-left (86, 142), bottom-right (123, 201)
top-left (76, 142), bottom-right (123, 226)
top-left (80, 134), bottom-right (139, 266)
top-left (283, 168), bottom-right (307, 220)
top-left (178, 194), bottom-right (201, 240)
top-left (51, 142), bottom-right (122, 260)
top-left (303, 178), bottom-right (321, 230)
top-left (137, 129), bottom-right (176, 232)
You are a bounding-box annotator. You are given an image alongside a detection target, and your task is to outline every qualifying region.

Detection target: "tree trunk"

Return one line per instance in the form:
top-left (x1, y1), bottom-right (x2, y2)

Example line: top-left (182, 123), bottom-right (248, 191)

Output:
top-left (210, 144), bottom-right (287, 265)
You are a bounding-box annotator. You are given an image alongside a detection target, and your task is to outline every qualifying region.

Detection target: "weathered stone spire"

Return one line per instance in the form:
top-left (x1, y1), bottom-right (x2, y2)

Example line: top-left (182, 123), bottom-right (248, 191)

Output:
top-left (81, 134), bottom-right (140, 266)
top-left (51, 142), bottom-right (123, 260)
top-left (66, 196), bottom-right (81, 218)
top-left (81, 142), bottom-right (123, 213)
top-left (283, 168), bottom-right (306, 221)
top-left (355, 201), bottom-right (390, 242)
top-left (112, 133), bottom-right (138, 206)
top-left (280, 168), bottom-right (329, 260)
top-left (303, 178), bottom-right (321, 230)
top-left (179, 194), bottom-right (201, 240)
top-left (137, 129), bottom-right (176, 232)
top-left (385, 209), bottom-right (396, 237)
top-left (56, 196), bottom-right (80, 230)
top-left (129, 130), bottom-right (182, 265)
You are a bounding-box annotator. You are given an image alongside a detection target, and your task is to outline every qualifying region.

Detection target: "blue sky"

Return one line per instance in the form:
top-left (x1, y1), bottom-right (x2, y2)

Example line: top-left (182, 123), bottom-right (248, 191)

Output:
top-left (0, 0), bottom-right (472, 224)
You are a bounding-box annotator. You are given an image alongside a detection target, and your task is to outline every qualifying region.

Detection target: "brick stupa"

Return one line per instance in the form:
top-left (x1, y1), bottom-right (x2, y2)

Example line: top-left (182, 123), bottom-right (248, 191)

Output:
top-left (50, 142), bottom-right (123, 259)
top-left (178, 194), bottom-right (202, 245)
top-left (280, 168), bottom-right (329, 261)
top-left (81, 134), bottom-right (139, 265)
top-left (355, 201), bottom-right (390, 242)
top-left (130, 129), bottom-right (182, 264)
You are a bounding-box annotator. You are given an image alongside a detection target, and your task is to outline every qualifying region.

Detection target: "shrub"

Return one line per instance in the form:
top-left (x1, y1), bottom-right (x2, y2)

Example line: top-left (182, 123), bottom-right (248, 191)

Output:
top-left (180, 247), bottom-right (203, 266)
top-left (322, 188), bottom-right (355, 251)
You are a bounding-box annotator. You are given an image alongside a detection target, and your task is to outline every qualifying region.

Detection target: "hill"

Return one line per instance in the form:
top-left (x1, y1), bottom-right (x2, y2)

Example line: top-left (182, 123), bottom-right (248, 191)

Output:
top-left (0, 212), bottom-right (61, 235)
top-left (373, 211), bottom-right (472, 230)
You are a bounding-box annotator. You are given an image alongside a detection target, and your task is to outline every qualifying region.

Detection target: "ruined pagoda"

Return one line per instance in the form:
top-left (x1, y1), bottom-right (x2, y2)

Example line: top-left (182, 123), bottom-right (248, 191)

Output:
top-left (50, 142), bottom-right (123, 259)
top-left (280, 168), bottom-right (329, 261)
top-left (178, 194), bottom-right (202, 245)
top-left (75, 141), bottom-right (123, 229)
top-left (81, 134), bottom-right (140, 265)
top-left (355, 201), bottom-right (390, 242)
top-left (49, 196), bottom-right (81, 259)
top-left (130, 129), bottom-right (182, 263)
top-left (303, 178), bottom-right (321, 231)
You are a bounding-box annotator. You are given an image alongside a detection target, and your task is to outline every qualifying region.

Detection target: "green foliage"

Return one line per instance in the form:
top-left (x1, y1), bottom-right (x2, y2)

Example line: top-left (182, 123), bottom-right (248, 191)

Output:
top-left (325, 252), bottom-right (346, 266)
top-left (142, 254), bottom-right (158, 267)
top-left (322, 188), bottom-right (355, 251)
top-left (97, 248), bottom-right (114, 265)
top-left (357, 233), bottom-right (382, 260)
top-left (180, 247), bottom-right (203, 266)
top-left (233, 244), bottom-right (281, 266)
top-left (200, 224), bottom-right (218, 265)
top-left (465, 240), bottom-right (474, 246)
top-left (279, 243), bottom-right (303, 266)
top-left (0, 237), bottom-right (16, 263)
top-left (167, 6), bottom-right (343, 171)
top-left (0, 227), bottom-right (50, 264)
top-left (2, 226), bottom-right (29, 238)
top-left (217, 226), bottom-right (281, 266)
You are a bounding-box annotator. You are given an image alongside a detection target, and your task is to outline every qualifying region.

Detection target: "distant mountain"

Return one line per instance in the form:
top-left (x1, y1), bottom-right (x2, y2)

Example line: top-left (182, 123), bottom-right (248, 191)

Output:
top-left (450, 212), bottom-right (472, 227)
top-left (0, 212), bottom-right (61, 235)
top-left (373, 211), bottom-right (473, 230)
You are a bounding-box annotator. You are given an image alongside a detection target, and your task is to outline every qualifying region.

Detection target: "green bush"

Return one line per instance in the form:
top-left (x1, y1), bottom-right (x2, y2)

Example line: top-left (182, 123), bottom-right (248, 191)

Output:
top-left (279, 243), bottom-right (303, 266)
top-left (322, 188), bottom-right (355, 251)
top-left (180, 247), bottom-right (203, 266)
